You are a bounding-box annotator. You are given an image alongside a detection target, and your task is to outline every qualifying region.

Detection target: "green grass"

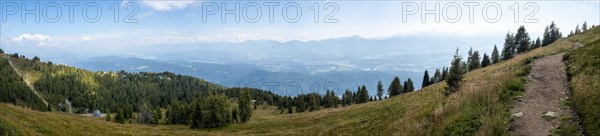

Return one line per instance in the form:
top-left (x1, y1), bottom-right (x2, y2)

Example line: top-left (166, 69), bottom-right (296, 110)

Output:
top-left (564, 26), bottom-right (600, 136)
top-left (0, 28), bottom-right (585, 135)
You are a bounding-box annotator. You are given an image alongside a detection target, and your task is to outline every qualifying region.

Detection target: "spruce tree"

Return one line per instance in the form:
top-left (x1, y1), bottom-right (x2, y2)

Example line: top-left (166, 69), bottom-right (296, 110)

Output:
top-left (115, 108), bottom-right (125, 124)
top-left (491, 45), bottom-right (500, 64)
top-left (575, 24), bottom-right (581, 34)
top-left (515, 26), bottom-right (531, 54)
top-left (189, 100), bottom-right (203, 129)
top-left (582, 21), bottom-right (588, 32)
top-left (502, 32), bottom-right (516, 60)
top-left (403, 78), bottom-right (414, 93)
top-left (422, 70), bottom-right (431, 88)
top-left (468, 51), bottom-right (481, 71)
top-left (238, 88), bottom-right (252, 123)
top-left (388, 77), bottom-right (402, 97)
top-left (446, 48), bottom-right (464, 94)
top-left (432, 69), bottom-right (441, 84)
top-left (441, 67), bottom-right (448, 80)
top-left (376, 81), bottom-right (384, 100)
top-left (543, 26), bottom-right (551, 46)
top-left (481, 53), bottom-right (491, 67)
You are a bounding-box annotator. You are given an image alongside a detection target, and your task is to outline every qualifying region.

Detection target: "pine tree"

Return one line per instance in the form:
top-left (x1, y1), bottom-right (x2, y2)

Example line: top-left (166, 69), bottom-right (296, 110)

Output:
top-left (531, 37), bottom-right (541, 49)
top-left (582, 21), bottom-right (588, 32)
top-left (432, 68), bottom-right (441, 83)
top-left (422, 70), bottom-right (431, 88)
top-left (446, 48), bottom-right (464, 94)
top-left (403, 78), bottom-right (414, 93)
top-left (376, 81), bottom-right (384, 100)
top-left (388, 77), bottom-right (403, 97)
top-left (481, 53), bottom-right (491, 67)
top-left (356, 85), bottom-right (369, 103)
top-left (468, 51), bottom-right (481, 71)
top-left (295, 95), bottom-right (306, 112)
top-left (308, 93), bottom-right (320, 111)
top-left (190, 100), bottom-right (203, 129)
top-left (491, 45), bottom-right (500, 64)
top-left (515, 26), bottom-right (531, 54)
top-left (238, 88), bottom-right (252, 123)
top-left (441, 67), bottom-right (448, 80)
top-left (287, 97), bottom-right (293, 113)
top-left (549, 21), bottom-right (562, 44)
top-left (543, 26), bottom-right (551, 46)
top-left (115, 108), bottom-right (125, 124)
top-left (342, 89), bottom-right (353, 106)
top-left (502, 32), bottom-right (516, 60)
top-left (575, 24), bottom-right (581, 34)
top-left (198, 94), bottom-right (232, 128)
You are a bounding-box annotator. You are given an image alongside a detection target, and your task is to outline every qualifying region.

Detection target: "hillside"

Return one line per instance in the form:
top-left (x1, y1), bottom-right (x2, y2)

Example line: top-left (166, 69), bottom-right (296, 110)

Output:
top-left (2, 26), bottom-right (598, 135)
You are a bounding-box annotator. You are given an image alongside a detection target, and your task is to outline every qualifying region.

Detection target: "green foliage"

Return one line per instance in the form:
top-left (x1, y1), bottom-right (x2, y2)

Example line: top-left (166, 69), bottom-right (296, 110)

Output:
top-left (502, 33), bottom-right (516, 60)
top-left (403, 78), bottom-right (414, 93)
top-left (356, 85), bottom-right (369, 104)
top-left (238, 89), bottom-right (252, 123)
top-left (0, 119), bottom-right (22, 136)
top-left (422, 70), bottom-right (431, 88)
top-left (444, 108), bottom-right (481, 136)
top-left (0, 56), bottom-right (46, 111)
top-left (565, 28), bottom-right (600, 135)
top-left (491, 45), bottom-right (500, 64)
top-left (388, 76), bottom-right (402, 97)
top-left (198, 94), bottom-right (232, 128)
top-left (115, 108), bottom-right (125, 124)
top-left (446, 48), bottom-right (464, 94)
top-left (467, 48), bottom-right (481, 71)
top-left (515, 26), bottom-right (532, 54)
top-left (543, 21), bottom-right (562, 46)
top-left (481, 53), bottom-right (491, 67)
top-left (376, 81), bottom-right (384, 100)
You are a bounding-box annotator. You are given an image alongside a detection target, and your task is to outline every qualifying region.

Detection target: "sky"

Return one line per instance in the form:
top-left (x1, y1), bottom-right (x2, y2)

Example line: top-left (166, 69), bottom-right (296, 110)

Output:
top-left (0, 0), bottom-right (598, 51)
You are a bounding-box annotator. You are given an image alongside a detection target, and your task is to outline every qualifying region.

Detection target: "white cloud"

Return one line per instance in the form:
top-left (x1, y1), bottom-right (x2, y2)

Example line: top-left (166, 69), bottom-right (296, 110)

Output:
top-left (141, 0), bottom-right (195, 11)
top-left (11, 33), bottom-right (52, 46)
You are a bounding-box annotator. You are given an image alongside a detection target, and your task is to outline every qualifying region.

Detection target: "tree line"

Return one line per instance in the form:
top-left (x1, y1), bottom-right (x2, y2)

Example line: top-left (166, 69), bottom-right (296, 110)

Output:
top-left (420, 21), bottom-right (567, 94)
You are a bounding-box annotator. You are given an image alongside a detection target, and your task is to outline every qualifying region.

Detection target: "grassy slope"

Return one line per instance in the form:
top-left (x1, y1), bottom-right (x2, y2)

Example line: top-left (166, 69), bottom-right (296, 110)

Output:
top-left (0, 32), bottom-right (580, 135)
top-left (565, 26), bottom-right (600, 135)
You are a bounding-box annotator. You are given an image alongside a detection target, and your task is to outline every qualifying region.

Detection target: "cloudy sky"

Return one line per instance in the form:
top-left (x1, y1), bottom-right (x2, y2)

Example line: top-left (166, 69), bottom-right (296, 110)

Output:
top-left (0, 0), bottom-right (598, 49)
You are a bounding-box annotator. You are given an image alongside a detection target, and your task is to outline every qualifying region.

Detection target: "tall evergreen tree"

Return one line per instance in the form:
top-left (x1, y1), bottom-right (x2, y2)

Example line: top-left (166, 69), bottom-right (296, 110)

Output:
top-left (422, 70), bottom-right (431, 88)
top-left (481, 53), bottom-right (491, 67)
top-left (582, 21), bottom-right (588, 32)
top-left (468, 51), bottom-right (481, 71)
top-left (238, 88), bottom-right (252, 123)
top-left (548, 21), bottom-right (562, 45)
top-left (441, 67), bottom-right (448, 80)
top-left (531, 37), bottom-right (541, 49)
top-left (515, 26), bottom-right (531, 54)
top-left (357, 85), bottom-right (369, 103)
top-left (403, 78), bottom-right (414, 93)
top-left (543, 26), bottom-right (551, 46)
top-left (432, 68), bottom-right (442, 84)
top-left (342, 89), bottom-right (353, 106)
top-left (491, 45), bottom-right (500, 64)
top-left (502, 32), bottom-right (516, 60)
top-left (115, 108), bottom-right (125, 124)
top-left (388, 77), bottom-right (403, 97)
top-left (446, 48), bottom-right (464, 94)
top-left (376, 81), bottom-right (384, 100)
top-left (189, 100), bottom-right (203, 129)
top-left (295, 95), bottom-right (306, 112)
top-left (575, 24), bottom-right (581, 34)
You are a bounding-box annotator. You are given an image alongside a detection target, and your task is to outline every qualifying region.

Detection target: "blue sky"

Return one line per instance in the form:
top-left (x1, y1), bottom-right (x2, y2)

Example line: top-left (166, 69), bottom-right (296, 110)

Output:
top-left (0, 0), bottom-right (598, 49)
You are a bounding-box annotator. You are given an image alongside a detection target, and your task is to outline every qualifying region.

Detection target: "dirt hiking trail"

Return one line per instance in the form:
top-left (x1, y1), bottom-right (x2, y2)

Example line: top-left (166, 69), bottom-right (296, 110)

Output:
top-left (510, 53), bottom-right (570, 136)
